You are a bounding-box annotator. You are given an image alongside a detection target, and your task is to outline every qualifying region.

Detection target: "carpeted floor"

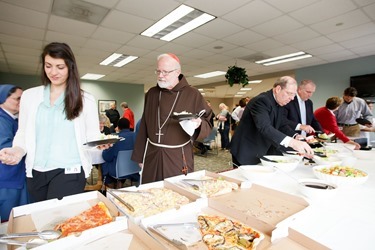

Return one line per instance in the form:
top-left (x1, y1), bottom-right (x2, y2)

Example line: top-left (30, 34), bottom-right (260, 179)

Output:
top-left (194, 149), bottom-right (233, 173)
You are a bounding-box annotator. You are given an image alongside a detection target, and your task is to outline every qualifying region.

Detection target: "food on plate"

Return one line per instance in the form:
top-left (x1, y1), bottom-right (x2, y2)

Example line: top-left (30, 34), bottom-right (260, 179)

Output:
top-left (173, 110), bottom-right (192, 115)
top-left (317, 166), bottom-right (367, 178)
top-left (100, 134), bottom-right (119, 139)
top-left (54, 202), bottom-right (113, 237)
top-left (179, 177), bottom-right (238, 197)
top-left (313, 147), bottom-right (338, 156)
top-left (197, 215), bottom-right (264, 250)
top-left (111, 188), bottom-right (189, 217)
top-left (317, 133), bottom-right (329, 139)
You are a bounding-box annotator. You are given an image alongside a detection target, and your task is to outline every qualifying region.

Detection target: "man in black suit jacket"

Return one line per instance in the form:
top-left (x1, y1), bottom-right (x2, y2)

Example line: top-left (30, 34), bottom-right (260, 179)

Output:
top-left (230, 76), bottom-right (314, 166)
top-left (283, 80), bottom-right (322, 136)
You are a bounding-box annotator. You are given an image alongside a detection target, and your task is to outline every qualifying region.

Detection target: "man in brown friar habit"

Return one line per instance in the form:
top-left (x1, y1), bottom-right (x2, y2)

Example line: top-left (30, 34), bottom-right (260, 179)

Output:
top-left (132, 53), bottom-right (212, 184)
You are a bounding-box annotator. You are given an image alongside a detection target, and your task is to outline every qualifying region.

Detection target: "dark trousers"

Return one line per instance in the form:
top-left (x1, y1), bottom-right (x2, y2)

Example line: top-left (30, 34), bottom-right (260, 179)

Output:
top-left (219, 126), bottom-right (230, 149)
top-left (27, 167), bottom-right (86, 202)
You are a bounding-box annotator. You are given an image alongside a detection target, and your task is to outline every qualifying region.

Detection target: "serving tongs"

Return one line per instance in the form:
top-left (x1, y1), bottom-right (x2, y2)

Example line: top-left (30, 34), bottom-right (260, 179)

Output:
top-left (0, 230), bottom-right (61, 248)
top-left (0, 238), bottom-right (46, 248)
top-left (107, 189), bottom-right (135, 212)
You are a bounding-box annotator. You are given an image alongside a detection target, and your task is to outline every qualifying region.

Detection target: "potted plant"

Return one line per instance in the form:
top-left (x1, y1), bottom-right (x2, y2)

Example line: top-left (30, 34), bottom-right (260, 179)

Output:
top-left (225, 65), bottom-right (249, 87)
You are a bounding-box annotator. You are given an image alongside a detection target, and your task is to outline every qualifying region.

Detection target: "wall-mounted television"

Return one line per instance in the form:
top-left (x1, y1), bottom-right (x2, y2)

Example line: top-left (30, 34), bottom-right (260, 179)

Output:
top-left (350, 73), bottom-right (375, 97)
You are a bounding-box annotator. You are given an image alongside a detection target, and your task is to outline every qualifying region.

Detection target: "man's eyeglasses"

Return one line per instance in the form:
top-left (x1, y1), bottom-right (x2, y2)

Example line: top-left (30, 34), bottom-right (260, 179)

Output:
top-left (155, 69), bottom-right (178, 76)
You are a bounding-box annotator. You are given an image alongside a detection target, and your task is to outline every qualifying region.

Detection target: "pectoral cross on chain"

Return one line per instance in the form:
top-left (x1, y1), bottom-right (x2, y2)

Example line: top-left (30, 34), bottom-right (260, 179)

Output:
top-left (156, 129), bottom-right (164, 143)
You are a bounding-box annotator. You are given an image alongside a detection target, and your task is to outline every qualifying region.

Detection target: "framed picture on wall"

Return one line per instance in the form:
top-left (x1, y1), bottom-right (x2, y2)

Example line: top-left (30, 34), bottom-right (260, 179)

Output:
top-left (98, 100), bottom-right (116, 114)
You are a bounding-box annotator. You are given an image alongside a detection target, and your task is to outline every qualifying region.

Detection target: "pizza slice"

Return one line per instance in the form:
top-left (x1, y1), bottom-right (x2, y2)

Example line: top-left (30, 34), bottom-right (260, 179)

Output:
top-left (197, 215), bottom-right (264, 250)
top-left (54, 201), bottom-right (113, 237)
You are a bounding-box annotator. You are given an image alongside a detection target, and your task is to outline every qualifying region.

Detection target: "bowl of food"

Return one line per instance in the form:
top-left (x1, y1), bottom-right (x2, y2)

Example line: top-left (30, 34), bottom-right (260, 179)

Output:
top-left (282, 151), bottom-right (303, 162)
top-left (313, 155), bottom-right (342, 166)
top-left (239, 165), bottom-right (276, 181)
top-left (298, 178), bottom-right (338, 200)
top-left (260, 155), bottom-right (299, 172)
top-left (313, 165), bottom-right (368, 187)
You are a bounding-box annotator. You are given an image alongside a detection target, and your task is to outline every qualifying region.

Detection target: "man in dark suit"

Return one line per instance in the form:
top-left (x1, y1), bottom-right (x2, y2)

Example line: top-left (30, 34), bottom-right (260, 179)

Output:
top-left (230, 76), bottom-right (314, 166)
top-left (283, 80), bottom-right (322, 137)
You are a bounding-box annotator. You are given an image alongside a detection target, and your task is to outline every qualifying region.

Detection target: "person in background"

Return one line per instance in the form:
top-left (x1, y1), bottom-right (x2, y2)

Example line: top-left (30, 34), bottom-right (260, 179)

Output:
top-left (314, 97), bottom-right (361, 149)
top-left (334, 87), bottom-right (372, 137)
top-left (105, 102), bottom-right (120, 133)
top-left (0, 85), bottom-right (29, 222)
top-left (195, 100), bottom-right (216, 155)
top-left (99, 114), bottom-right (111, 135)
top-left (120, 101), bottom-right (135, 131)
top-left (206, 100), bottom-right (215, 127)
top-left (283, 80), bottom-right (322, 137)
top-left (102, 118), bottom-right (137, 189)
top-left (217, 103), bottom-right (231, 151)
top-left (230, 76), bottom-right (313, 166)
top-left (231, 98), bottom-right (246, 135)
top-left (359, 100), bottom-right (375, 146)
top-left (132, 53), bottom-right (212, 184)
top-left (0, 42), bottom-right (102, 202)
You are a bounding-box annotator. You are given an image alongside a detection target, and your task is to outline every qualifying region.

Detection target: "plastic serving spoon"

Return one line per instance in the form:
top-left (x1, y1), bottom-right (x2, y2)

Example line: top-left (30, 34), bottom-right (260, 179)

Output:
top-left (0, 230), bottom-right (61, 240)
top-left (258, 155), bottom-right (278, 163)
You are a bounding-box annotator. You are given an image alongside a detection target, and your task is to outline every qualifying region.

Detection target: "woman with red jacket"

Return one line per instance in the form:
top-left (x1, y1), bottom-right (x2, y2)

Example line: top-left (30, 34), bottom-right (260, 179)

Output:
top-left (314, 96), bottom-right (360, 149)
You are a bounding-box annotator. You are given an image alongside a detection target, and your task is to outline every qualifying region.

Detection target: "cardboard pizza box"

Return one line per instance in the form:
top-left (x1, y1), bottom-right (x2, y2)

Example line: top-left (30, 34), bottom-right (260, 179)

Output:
top-left (106, 180), bottom-right (195, 224)
top-left (164, 170), bottom-right (242, 200)
top-left (6, 191), bottom-right (165, 250)
top-left (207, 183), bottom-right (329, 249)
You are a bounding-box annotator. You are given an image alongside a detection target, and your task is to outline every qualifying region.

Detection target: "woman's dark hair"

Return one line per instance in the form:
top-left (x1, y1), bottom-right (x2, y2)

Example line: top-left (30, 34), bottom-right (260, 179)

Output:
top-left (41, 42), bottom-right (83, 120)
top-left (326, 96), bottom-right (342, 110)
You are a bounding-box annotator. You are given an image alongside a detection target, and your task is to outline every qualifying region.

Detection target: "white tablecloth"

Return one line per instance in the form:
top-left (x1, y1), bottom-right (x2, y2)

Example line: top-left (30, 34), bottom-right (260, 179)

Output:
top-left (220, 148), bottom-right (375, 250)
top-left (84, 147), bottom-right (105, 165)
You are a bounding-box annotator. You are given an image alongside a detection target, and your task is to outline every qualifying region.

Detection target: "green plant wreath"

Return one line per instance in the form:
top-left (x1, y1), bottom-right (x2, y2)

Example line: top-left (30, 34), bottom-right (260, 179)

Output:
top-left (225, 65), bottom-right (249, 87)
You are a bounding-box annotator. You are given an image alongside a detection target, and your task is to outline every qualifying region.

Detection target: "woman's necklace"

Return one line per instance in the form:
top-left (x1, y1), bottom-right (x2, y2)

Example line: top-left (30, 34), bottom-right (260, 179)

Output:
top-left (156, 91), bottom-right (180, 143)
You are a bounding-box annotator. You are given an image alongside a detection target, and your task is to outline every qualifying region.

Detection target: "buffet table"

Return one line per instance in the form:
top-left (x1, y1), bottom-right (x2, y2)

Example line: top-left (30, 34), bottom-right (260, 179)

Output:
top-left (1, 147), bottom-right (374, 250)
top-left (221, 148), bottom-right (375, 250)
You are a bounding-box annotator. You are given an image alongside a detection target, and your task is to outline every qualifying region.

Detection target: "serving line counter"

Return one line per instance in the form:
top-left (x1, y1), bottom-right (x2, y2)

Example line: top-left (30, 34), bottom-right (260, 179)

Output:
top-left (220, 148), bottom-right (375, 250)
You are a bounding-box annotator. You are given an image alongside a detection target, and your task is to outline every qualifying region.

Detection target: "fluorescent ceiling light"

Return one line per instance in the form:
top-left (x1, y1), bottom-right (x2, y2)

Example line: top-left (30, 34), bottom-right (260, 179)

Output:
top-left (113, 56), bottom-right (138, 67)
top-left (247, 80), bottom-right (262, 84)
top-left (201, 92), bottom-right (206, 95)
top-left (100, 53), bottom-right (122, 65)
top-left (255, 51), bottom-right (312, 66)
top-left (100, 53), bottom-right (138, 67)
top-left (262, 54), bottom-right (312, 66)
top-left (141, 4), bottom-right (216, 41)
top-left (81, 73), bottom-right (105, 80)
top-left (234, 94), bottom-right (243, 97)
top-left (161, 13), bottom-right (215, 41)
top-left (198, 88), bottom-right (204, 91)
top-left (237, 92), bottom-right (246, 95)
top-left (141, 5), bottom-right (194, 37)
top-left (240, 88), bottom-right (252, 91)
top-left (194, 71), bottom-right (226, 78)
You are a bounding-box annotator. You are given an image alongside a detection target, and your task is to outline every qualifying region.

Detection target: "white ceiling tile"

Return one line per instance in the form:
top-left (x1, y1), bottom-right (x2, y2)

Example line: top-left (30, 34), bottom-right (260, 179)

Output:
top-left (222, 0), bottom-right (282, 28)
top-left (1, 0), bottom-right (52, 13)
top-left (222, 47), bottom-right (257, 58)
top-left (83, 39), bottom-right (122, 52)
top-left (185, 0), bottom-right (251, 16)
top-left (83, 0), bottom-right (119, 9)
top-left (292, 36), bottom-right (334, 50)
top-left (48, 15), bottom-right (97, 37)
top-left (350, 43), bottom-right (375, 56)
top-left (252, 15), bottom-right (304, 37)
top-left (116, 45), bottom-right (150, 57)
top-left (327, 22), bottom-right (375, 42)
top-left (340, 33), bottom-right (375, 48)
top-left (363, 2), bottom-right (375, 19)
top-left (0, 34), bottom-right (43, 49)
top-left (183, 48), bottom-right (215, 60)
top-left (172, 32), bottom-right (215, 48)
top-left (101, 10), bottom-right (153, 34)
top-left (264, 0), bottom-right (319, 12)
top-left (194, 19), bottom-right (244, 40)
top-left (91, 27), bottom-right (136, 44)
top-left (1, 45), bottom-right (41, 57)
top-left (45, 31), bottom-right (88, 46)
top-left (115, 0), bottom-right (180, 20)
top-left (0, 20), bottom-right (45, 40)
top-left (0, 2), bottom-right (48, 29)
top-left (199, 41), bottom-right (237, 53)
top-left (127, 36), bottom-right (165, 50)
top-left (274, 27), bottom-right (320, 44)
top-left (353, 0), bottom-right (375, 7)
top-left (222, 30), bottom-right (265, 46)
top-left (244, 38), bottom-right (284, 53)
top-left (317, 50), bottom-right (357, 61)
top-left (310, 10), bottom-right (371, 35)
top-left (308, 44), bottom-right (346, 56)
top-left (263, 45), bottom-right (302, 57)
top-left (290, 0), bottom-right (357, 25)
